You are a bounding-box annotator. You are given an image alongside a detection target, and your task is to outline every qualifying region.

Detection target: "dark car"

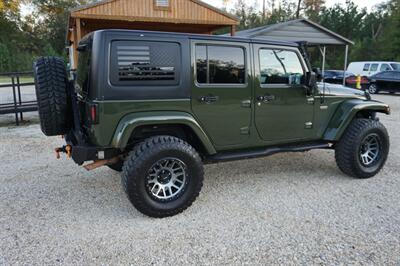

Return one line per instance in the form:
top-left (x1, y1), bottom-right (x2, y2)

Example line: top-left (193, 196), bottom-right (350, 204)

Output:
top-left (368, 71), bottom-right (400, 94)
top-left (323, 70), bottom-right (369, 90)
top-left (323, 70), bottom-right (353, 84)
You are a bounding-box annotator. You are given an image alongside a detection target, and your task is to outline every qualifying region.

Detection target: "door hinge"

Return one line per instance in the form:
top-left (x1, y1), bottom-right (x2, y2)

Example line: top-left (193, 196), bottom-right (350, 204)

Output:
top-left (241, 100), bottom-right (251, 108)
top-left (240, 127), bottom-right (250, 135)
top-left (305, 122), bottom-right (313, 129)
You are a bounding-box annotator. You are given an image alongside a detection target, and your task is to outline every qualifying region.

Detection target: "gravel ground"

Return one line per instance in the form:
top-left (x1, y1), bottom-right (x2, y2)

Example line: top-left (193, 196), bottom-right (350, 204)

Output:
top-left (1, 94), bottom-right (399, 265)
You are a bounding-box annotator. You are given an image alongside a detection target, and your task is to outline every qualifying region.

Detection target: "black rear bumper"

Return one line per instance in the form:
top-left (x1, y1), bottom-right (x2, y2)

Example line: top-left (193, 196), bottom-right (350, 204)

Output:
top-left (65, 129), bottom-right (120, 165)
top-left (70, 145), bottom-right (121, 165)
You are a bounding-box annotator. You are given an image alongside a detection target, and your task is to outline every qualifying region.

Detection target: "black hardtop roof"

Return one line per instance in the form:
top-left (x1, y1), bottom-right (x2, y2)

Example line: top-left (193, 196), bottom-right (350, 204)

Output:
top-left (90, 29), bottom-right (299, 47)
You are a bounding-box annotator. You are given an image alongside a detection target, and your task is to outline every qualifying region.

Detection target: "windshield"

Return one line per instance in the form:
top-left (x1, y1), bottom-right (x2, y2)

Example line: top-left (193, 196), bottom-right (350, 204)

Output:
top-left (390, 63), bottom-right (400, 71)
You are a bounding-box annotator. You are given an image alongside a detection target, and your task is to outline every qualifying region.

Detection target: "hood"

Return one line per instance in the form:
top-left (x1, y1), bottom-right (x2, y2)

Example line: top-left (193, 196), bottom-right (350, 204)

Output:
top-left (317, 82), bottom-right (369, 100)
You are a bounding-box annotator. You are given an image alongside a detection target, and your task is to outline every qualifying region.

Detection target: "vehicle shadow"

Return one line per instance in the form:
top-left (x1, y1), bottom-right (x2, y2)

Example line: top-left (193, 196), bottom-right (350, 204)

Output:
top-left (52, 149), bottom-right (342, 218)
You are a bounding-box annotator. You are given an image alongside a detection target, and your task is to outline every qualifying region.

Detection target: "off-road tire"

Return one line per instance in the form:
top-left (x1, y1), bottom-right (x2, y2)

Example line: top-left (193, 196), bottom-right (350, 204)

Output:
top-left (108, 160), bottom-right (123, 172)
top-left (122, 136), bottom-right (204, 218)
top-left (33, 57), bottom-right (71, 136)
top-left (335, 118), bottom-right (389, 178)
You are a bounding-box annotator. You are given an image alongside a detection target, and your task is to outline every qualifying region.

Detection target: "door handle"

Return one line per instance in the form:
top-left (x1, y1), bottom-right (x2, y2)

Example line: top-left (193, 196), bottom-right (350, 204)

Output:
top-left (257, 94), bottom-right (275, 102)
top-left (199, 95), bottom-right (219, 103)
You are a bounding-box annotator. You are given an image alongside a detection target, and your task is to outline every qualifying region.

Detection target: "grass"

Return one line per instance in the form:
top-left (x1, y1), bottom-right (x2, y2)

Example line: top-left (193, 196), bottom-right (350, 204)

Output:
top-left (0, 76), bottom-right (34, 85)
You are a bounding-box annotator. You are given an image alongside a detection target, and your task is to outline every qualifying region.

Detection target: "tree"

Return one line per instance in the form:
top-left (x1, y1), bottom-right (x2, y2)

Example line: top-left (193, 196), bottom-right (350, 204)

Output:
top-left (303, 0), bottom-right (325, 21)
top-left (296, 0), bottom-right (302, 18)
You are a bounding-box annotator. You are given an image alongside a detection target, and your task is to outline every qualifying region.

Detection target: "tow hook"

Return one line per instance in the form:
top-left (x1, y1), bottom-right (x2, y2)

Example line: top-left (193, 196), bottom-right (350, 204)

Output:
top-left (55, 145), bottom-right (72, 159)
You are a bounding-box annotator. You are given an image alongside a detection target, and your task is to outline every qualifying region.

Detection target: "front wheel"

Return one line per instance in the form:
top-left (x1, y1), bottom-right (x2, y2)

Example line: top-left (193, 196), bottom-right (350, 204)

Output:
top-left (335, 118), bottom-right (389, 178)
top-left (122, 136), bottom-right (204, 218)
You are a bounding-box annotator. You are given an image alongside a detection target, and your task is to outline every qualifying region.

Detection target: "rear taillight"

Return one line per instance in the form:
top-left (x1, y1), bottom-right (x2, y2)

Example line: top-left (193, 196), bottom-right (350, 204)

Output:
top-left (90, 103), bottom-right (98, 124)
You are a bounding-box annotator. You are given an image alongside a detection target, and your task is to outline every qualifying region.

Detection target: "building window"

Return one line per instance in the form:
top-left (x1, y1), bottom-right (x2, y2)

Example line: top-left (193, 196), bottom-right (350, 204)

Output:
top-left (154, 0), bottom-right (170, 10)
top-left (195, 44), bottom-right (246, 85)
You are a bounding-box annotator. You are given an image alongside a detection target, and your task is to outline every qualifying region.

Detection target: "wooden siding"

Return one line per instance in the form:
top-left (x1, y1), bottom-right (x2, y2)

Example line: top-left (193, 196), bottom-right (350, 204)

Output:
top-left (71, 0), bottom-right (238, 25)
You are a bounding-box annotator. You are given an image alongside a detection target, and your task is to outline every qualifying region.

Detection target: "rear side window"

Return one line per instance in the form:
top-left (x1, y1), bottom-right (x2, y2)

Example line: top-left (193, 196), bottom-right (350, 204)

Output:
top-left (110, 41), bottom-right (181, 86)
top-left (76, 49), bottom-right (91, 95)
top-left (363, 64), bottom-right (370, 71)
top-left (259, 49), bottom-right (304, 85)
top-left (370, 63), bottom-right (379, 71)
top-left (195, 44), bottom-right (246, 85)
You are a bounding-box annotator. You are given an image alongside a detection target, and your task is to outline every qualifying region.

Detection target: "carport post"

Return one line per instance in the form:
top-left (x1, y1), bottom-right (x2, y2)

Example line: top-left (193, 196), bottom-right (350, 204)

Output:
top-left (343, 45), bottom-right (349, 86)
top-left (322, 46), bottom-right (326, 79)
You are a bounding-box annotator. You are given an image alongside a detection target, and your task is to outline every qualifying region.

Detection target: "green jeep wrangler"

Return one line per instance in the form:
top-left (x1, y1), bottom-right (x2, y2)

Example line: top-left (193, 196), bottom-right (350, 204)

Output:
top-left (33, 30), bottom-right (390, 218)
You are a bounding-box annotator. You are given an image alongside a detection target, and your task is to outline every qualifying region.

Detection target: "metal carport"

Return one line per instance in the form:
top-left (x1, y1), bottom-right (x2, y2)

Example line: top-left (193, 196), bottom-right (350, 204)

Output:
top-left (233, 19), bottom-right (355, 85)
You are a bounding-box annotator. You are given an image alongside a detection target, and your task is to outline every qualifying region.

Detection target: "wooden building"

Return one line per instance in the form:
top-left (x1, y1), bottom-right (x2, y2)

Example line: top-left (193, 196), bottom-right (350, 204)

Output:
top-left (67, 0), bottom-right (239, 68)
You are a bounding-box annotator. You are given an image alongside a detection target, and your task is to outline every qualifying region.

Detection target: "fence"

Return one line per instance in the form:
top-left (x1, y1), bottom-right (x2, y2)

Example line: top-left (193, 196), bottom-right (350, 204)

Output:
top-left (0, 71), bottom-right (37, 126)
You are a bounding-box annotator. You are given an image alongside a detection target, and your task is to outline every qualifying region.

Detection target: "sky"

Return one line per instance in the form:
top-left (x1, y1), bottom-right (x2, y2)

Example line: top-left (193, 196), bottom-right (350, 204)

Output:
top-left (203, 0), bottom-right (385, 12)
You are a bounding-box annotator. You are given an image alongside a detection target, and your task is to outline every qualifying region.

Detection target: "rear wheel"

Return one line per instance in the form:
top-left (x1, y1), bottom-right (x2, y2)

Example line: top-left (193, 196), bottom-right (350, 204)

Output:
top-left (335, 118), bottom-right (389, 178)
top-left (33, 57), bottom-right (71, 136)
top-left (122, 136), bottom-right (204, 218)
top-left (368, 84), bottom-right (379, 94)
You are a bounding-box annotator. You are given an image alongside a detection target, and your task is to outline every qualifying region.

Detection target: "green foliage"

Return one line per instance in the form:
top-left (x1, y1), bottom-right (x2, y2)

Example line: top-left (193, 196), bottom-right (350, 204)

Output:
top-left (0, 0), bottom-right (89, 72)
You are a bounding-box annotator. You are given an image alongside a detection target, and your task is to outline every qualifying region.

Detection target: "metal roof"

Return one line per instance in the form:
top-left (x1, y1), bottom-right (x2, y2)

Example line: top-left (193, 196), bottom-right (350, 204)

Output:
top-left (233, 19), bottom-right (354, 46)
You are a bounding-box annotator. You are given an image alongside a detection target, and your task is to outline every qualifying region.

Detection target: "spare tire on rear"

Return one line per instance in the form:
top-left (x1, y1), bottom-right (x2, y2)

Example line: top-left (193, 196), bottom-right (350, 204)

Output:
top-left (33, 57), bottom-right (72, 136)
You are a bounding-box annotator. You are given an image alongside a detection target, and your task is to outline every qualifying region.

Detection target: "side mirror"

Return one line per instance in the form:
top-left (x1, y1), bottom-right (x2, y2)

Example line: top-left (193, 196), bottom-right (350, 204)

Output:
top-left (304, 72), bottom-right (316, 95)
top-left (305, 71), bottom-right (317, 86)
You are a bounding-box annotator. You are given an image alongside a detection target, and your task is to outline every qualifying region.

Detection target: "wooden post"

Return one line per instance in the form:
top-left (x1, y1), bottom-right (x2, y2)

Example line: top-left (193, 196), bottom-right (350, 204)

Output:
top-left (230, 25), bottom-right (236, 36)
top-left (76, 18), bottom-right (82, 42)
top-left (73, 26), bottom-right (78, 70)
top-left (71, 18), bottom-right (82, 70)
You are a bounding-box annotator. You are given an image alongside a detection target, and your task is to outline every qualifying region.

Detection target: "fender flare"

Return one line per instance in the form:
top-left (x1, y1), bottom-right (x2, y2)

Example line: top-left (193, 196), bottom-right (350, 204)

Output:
top-left (323, 99), bottom-right (390, 141)
top-left (110, 111), bottom-right (217, 155)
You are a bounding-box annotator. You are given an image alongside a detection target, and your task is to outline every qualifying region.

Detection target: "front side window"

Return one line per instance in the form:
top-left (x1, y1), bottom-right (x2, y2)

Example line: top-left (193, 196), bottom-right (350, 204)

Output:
top-left (195, 44), bottom-right (246, 85)
top-left (259, 49), bottom-right (304, 85)
top-left (370, 63), bottom-right (379, 71)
